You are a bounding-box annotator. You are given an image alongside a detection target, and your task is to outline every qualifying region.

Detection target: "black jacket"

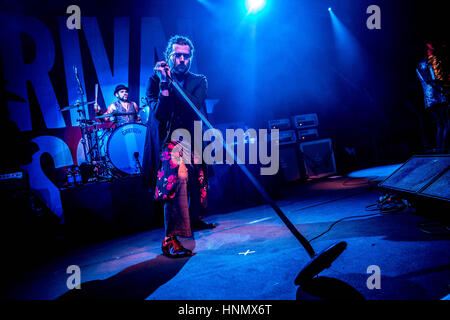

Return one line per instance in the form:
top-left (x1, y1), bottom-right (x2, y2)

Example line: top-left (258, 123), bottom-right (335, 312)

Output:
top-left (141, 72), bottom-right (208, 191)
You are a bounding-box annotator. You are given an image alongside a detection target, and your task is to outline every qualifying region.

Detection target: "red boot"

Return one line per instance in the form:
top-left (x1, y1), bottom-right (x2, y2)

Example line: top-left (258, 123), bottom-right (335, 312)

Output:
top-left (162, 236), bottom-right (195, 258)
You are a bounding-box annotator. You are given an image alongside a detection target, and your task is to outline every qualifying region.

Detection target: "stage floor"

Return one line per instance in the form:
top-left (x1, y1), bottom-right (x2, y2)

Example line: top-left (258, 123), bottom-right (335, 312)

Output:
top-left (3, 168), bottom-right (450, 300)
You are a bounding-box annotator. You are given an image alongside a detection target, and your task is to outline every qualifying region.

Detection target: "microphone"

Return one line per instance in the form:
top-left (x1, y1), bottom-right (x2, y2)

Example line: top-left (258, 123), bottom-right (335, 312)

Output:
top-left (158, 62), bottom-right (171, 72)
top-left (165, 62), bottom-right (175, 81)
top-left (153, 62), bottom-right (173, 82)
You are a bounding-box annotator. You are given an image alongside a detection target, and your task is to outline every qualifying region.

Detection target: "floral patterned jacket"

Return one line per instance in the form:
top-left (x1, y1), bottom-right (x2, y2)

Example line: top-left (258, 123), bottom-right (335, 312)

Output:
top-left (154, 140), bottom-right (207, 206)
top-left (142, 72), bottom-right (209, 207)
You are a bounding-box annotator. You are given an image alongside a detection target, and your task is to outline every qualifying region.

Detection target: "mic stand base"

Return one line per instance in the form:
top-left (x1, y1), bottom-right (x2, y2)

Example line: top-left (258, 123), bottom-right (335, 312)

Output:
top-left (295, 241), bottom-right (347, 287)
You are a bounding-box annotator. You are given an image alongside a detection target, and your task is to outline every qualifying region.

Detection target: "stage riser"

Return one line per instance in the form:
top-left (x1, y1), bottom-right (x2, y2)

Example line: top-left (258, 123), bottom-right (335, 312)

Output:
top-left (61, 168), bottom-right (282, 238)
top-left (61, 177), bottom-right (156, 238)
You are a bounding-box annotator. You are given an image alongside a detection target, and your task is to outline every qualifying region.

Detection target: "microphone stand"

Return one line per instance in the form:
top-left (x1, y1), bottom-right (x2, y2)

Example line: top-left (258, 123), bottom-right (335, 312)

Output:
top-left (74, 66), bottom-right (91, 164)
top-left (166, 74), bottom-right (347, 286)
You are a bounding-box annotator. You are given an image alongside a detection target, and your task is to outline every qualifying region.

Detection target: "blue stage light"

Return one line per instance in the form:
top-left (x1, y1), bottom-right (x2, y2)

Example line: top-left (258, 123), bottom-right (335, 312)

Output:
top-left (328, 7), bottom-right (332, 12)
top-left (246, 0), bottom-right (266, 14)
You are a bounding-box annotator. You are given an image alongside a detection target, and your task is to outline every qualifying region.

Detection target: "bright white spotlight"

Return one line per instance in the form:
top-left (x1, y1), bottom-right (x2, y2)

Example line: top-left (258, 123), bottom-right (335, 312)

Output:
top-left (328, 7), bottom-right (332, 12)
top-left (246, 0), bottom-right (266, 14)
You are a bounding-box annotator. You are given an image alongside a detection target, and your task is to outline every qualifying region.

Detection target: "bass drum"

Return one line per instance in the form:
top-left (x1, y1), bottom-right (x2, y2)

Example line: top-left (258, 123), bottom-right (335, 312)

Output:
top-left (106, 123), bottom-right (147, 175)
top-left (77, 123), bottom-right (147, 175)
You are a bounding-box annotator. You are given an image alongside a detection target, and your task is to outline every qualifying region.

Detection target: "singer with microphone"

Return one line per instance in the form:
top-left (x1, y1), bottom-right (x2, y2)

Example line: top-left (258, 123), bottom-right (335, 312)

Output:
top-left (94, 84), bottom-right (140, 124)
top-left (142, 35), bottom-right (215, 258)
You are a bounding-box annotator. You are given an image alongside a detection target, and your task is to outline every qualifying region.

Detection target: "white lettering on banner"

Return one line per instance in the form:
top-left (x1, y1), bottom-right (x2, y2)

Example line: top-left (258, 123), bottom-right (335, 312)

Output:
top-left (21, 136), bottom-right (74, 221)
top-left (0, 14), bottom-right (65, 131)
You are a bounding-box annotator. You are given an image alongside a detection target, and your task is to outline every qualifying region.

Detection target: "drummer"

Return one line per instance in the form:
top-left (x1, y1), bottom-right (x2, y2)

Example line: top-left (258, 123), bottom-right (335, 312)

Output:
top-left (94, 84), bottom-right (140, 124)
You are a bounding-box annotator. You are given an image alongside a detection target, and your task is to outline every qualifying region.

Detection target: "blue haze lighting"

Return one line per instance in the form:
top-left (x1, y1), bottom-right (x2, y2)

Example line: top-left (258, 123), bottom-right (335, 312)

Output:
top-left (329, 6), bottom-right (368, 82)
top-left (197, 0), bottom-right (215, 12)
top-left (246, 0), bottom-right (266, 14)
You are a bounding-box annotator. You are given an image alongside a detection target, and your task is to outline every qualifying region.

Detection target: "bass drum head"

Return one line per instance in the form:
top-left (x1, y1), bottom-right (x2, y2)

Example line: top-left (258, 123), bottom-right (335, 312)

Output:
top-left (107, 123), bottom-right (147, 175)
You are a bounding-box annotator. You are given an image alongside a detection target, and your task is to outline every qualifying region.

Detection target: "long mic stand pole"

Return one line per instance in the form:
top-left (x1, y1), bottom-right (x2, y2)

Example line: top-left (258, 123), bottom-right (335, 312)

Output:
top-left (167, 76), bottom-right (347, 286)
top-left (74, 66), bottom-right (91, 163)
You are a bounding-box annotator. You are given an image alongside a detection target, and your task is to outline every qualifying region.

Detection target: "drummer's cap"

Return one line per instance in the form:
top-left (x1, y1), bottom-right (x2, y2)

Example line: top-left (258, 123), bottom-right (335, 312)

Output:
top-left (114, 84), bottom-right (129, 95)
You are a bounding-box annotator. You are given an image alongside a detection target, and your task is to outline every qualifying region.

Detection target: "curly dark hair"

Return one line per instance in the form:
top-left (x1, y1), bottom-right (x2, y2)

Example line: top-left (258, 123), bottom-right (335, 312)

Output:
top-left (164, 35), bottom-right (195, 61)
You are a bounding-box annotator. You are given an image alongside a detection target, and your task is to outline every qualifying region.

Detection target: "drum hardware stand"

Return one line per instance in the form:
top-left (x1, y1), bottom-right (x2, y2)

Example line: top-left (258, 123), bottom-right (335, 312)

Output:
top-left (93, 112), bottom-right (137, 179)
top-left (167, 74), bottom-right (347, 287)
top-left (73, 66), bottom-right (94, 165)
top-left (61, 72), bottom-right (107, 183)
top-left (61, 100), bottom-right (94, 163)
top-left (90, 83), bottom-right (102, 165)
top-left (95, 162), bottom-right (115, 181)
top-left (88, 127), bottom-right (115, 181)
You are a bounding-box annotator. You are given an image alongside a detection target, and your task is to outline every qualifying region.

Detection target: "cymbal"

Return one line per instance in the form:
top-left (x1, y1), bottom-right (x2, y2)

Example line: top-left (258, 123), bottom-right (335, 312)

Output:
top-left (60, 100), bottom-right (95, 112)
top-left (95, 112), bottom-right (137, 119)
top-left (95, 114), bottom-right (112, 119)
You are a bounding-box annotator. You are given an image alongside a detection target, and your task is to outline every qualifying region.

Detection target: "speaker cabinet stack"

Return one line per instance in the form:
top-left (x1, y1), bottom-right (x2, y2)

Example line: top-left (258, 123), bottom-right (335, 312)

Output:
top-left (268, 113), bottom-right (337, 181)
top-left (268, 119), bottom-right (301, 182)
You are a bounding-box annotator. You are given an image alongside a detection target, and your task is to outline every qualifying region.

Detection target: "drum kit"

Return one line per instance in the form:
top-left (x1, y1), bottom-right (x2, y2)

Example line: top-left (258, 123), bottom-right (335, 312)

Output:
top-left (61, 80), bottom-right (149, 182)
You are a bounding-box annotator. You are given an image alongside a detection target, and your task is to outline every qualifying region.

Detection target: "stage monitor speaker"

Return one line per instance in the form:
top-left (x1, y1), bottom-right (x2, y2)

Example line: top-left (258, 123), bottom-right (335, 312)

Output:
top-left (299, 138), bottom-right (337, 179)
top-left (379, 155), bottom-right (450, 201)
top-left (420, 169), bottom-right (450, 201)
